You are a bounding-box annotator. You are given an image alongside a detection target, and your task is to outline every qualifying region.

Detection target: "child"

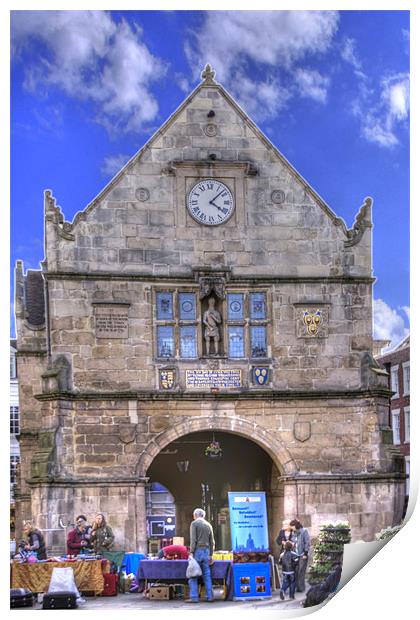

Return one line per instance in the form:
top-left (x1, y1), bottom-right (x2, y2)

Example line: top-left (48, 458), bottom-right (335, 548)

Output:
top-left (279, 540), bottom-right (298, 600)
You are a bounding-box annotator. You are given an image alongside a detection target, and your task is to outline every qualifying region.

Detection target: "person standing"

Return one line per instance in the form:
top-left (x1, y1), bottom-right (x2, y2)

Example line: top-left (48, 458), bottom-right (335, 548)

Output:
top-left (276, 519), bottom-right (295, 549)
top-left (279, 540), bottom-right (299, 600)
top-left (67, 515), bottom-right (92, 556)
top-left (187, 508), bottom-right (215, 603)
top-left (23, 521), bottom-right (47, 560)
top-left (290, 519), bottom-right (310, 592)
top-left (90, 513), bottom-right (115, 554)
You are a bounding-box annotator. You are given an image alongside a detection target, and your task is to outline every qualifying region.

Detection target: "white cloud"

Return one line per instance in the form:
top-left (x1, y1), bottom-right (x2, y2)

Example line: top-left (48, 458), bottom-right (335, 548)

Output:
top-left (101, 154), bottom-right (131, 178)
top-left (185, 10), bottom-right (339, 120)
top-left (340, 36), bottom-right (367, 80)
top-left (373, 298), bottom-right (409, 348)
top-left (359, 74), bottom-right (409, 148)
top-left (295, 68), bottom-right (330, 103)
top-left (11, 11), bottom-right (166, 133)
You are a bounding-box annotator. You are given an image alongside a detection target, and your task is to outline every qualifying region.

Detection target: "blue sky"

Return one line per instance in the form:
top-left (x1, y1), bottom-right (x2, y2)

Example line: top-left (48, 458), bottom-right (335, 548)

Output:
top-left (9, 9), bottom-right (410, 347)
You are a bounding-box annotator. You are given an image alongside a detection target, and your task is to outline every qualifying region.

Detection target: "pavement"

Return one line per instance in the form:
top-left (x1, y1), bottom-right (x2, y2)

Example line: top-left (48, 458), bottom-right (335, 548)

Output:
top-left (12, 588), bottom-right (308, 611)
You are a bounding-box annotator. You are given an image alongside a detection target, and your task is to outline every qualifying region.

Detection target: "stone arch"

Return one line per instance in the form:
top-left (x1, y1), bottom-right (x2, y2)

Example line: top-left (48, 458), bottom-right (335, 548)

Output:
top-left (135, 415), bottom-right (298, 477)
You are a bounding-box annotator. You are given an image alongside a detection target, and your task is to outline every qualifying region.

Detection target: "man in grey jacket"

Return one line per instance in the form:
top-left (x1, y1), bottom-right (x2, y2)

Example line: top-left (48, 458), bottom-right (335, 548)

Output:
top-left (187, 508), bottom-right (215, 603)
top-left (290, 519), bottom-right (310, 592)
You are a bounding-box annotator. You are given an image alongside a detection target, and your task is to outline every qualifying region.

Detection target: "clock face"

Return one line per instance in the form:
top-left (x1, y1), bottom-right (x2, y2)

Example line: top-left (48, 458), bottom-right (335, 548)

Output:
top-left (187, 179), bottom-right (234, 226)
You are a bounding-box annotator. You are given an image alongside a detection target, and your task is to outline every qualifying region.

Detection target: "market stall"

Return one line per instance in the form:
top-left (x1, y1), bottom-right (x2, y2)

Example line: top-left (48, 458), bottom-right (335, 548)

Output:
top-left (137, 559), bottom-right (233, 600)
top-left (11, 559), bottom-right (110, 595)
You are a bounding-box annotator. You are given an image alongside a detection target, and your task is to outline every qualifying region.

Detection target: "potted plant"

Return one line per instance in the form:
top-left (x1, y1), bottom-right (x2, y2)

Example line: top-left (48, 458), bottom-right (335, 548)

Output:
top-left (205, 440), bottom-right (222, 459)
top-left (308, 521), bottom-right (351, 586)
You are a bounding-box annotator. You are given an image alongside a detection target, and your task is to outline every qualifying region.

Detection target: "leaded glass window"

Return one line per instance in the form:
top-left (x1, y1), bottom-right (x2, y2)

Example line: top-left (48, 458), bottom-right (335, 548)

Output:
top-left (180, 326), bottom-right (197, 358)
top-left (155, 290), bottom-right (198, 359)
top-left (228, 326), bottom-right (245, 358)
top-left (226, 290), bottom-right (269, 360)
top-left (179, 293), bottom-right (196, 320)
top-left (250, 326), bottom-right (267, 358)
top-left (250, 292), bottom-right (266, 319)
top-left (156, 292), bottom-right (173, 320)
top-left (227, 293), bottom-right (244, 320)
top-left (157, 326), bottom-right (175, 358)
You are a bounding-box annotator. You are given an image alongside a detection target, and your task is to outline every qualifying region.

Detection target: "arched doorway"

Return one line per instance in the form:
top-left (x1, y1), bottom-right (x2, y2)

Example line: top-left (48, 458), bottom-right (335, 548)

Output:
top-left (146, 430), bottom-right (284, 553)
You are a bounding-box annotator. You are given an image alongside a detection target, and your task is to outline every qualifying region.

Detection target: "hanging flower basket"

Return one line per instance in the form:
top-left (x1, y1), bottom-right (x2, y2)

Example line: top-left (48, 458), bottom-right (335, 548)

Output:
top-left (205, 441), bottom-right (222, 459)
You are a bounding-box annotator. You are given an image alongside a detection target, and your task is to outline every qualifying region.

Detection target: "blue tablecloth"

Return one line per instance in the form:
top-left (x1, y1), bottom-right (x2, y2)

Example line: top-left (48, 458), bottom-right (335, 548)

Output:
top-left (137, 559), bottom-right (233, 599)
top-left (123, 553), bottom-right (146, 576)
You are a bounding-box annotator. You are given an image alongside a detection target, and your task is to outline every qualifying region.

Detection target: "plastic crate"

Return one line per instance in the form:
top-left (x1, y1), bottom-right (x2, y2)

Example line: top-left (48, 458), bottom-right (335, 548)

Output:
top-left (232, 562), bottom-right (271, 599)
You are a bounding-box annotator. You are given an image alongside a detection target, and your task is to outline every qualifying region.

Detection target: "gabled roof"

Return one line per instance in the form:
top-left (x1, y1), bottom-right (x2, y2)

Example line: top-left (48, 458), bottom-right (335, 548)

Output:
top-left (70, 64), bottom-right (349, 236)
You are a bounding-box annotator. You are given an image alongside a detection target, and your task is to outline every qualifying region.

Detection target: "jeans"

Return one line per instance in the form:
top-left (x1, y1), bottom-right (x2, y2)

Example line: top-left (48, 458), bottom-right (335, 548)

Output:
top-left (188, 547), bottom-right (213, 601)
top-left (281, 572), bottom-right (296, 598)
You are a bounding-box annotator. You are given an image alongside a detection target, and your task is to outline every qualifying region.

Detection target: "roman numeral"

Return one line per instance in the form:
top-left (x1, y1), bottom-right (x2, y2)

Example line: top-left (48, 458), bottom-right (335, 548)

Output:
top-left (222, 207), bottom-right (229, 214)
top-left (209, 216), bottom-right (215, 223)
top-left (191, 200), bottom-right (198, 206)
top-left (206, 182), bottom-right (214, 190)
top-left (224, 200), bottom-right (230, 205)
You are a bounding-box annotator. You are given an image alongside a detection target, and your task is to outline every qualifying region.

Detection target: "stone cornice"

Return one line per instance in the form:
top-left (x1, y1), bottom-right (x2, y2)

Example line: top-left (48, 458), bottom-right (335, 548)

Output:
top-left (34, 387), bottom-right (391, 402)
top-left (43, 271), bottom-right (375, 285)
top-left (27, 477), bottom-right (149, 487)
top-left (280, 472), bottom-right (407, 483)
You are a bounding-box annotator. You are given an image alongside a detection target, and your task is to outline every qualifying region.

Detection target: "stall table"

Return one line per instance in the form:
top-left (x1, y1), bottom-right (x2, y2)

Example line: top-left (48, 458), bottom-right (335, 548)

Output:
top-left (11, 559), bottom-right (110, 595)
top-left (137, 559), bottom-right (233, 600)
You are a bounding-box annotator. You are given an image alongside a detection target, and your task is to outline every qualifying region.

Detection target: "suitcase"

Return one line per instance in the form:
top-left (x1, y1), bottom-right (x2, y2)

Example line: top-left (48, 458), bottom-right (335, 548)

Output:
top-left (42, 591), bottom-right (78, 609)
top-left (102, 573), bottom-right (118, 596)
top-left (10, 588), bottom-right (34, 608)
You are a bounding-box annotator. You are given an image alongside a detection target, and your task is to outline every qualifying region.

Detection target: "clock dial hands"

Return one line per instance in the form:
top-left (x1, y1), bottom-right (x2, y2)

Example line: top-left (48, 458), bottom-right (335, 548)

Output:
top-left (209, 190), bottom-right (226, 212)
top-left (187, 179), bottom-right (234, 225)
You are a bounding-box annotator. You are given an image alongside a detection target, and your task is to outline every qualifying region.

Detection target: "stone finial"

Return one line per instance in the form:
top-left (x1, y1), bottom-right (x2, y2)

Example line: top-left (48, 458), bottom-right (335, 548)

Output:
top-left (344, 196), bottom-right (373, 247)
top-left (201, 64), bottom-right (216, 84)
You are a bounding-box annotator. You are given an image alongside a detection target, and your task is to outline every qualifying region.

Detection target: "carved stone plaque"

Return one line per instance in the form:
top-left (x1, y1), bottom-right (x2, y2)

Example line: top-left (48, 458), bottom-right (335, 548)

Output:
top-left (271, 189), bottom-right (285, 204)
top-left (135, 187), bottom-right (150, 202)
top-left (94, 305), bottom-right (129, 338)
top-left (186, 369), bottom-right (241, 389)
top-left (295, 305), bottom-right (329, 338)
top-left (204, 123), bottom-right (217, 137)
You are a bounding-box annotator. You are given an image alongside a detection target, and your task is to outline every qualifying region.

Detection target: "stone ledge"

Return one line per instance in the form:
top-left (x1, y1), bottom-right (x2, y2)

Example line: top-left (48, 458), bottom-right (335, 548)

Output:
top-left (43, 270), bottom-right (375, 284)
top-left (27, 476), bottom-right (149, 487)
top-left (34, 387), bottom-right (391, 401)
top-left (281, 472), bottom-right (407, 483)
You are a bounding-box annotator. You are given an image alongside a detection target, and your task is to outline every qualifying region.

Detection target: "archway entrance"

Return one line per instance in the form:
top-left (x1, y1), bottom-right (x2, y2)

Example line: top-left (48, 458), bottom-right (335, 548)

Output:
top-left (146, 430), bottom-right (284, 553)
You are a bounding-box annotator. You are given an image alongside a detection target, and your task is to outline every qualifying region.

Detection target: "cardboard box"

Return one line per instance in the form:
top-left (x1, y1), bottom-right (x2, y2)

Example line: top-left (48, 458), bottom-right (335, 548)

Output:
top-left (149, 585), bottom-right (172, 600)
top-left (172, 537), bottom-right (184, 545)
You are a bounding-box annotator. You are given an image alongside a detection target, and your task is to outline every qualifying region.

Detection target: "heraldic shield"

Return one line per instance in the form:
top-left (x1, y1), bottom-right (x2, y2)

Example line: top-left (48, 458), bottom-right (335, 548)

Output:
top-left (294, 421), bottom-right (311, 442)
top-left (252, 367), bottom-right (269, 386)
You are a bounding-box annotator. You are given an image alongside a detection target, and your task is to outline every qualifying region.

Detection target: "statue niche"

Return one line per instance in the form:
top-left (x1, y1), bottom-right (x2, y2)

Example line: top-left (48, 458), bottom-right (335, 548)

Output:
top-left (202, 296), bottom-right (222, 356)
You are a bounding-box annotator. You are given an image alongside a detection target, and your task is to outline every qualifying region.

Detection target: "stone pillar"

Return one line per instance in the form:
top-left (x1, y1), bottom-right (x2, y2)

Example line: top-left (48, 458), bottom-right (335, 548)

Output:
top-left (135, 480), bottom-right (148, 553)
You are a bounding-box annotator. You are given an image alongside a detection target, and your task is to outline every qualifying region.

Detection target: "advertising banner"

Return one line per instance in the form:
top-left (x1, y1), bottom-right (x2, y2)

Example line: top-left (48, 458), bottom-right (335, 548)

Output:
top-left (228, 492), bottom-right (269, 552)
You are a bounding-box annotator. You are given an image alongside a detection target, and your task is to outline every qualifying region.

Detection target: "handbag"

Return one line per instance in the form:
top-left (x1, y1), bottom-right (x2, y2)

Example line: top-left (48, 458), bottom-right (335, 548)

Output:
top-left (186, 556), bottom-right (202, 578)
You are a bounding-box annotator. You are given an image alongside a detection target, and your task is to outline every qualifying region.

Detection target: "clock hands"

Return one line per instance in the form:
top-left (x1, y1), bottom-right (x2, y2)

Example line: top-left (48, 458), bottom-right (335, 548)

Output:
top-left (209, 190), bottom-right (226, 212)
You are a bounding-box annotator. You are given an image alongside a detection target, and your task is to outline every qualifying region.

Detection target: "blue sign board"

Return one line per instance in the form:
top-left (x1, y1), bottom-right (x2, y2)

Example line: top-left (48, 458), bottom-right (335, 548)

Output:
top-left (228, 492), bottom-right (269, 552)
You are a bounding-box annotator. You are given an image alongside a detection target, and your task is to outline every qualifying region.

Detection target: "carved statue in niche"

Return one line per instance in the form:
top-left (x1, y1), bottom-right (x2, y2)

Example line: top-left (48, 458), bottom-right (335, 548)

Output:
top-left (203, 297), bottom-right (222, 356)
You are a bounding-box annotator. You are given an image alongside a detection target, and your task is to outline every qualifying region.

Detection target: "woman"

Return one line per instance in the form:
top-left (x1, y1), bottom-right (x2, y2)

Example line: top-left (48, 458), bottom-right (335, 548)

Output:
top-left (23, 521), bottom-right (47, 559)
top-left (276, 519), bottom-right (295, 548)
top-left (90, 513), bottom-right (115, 554)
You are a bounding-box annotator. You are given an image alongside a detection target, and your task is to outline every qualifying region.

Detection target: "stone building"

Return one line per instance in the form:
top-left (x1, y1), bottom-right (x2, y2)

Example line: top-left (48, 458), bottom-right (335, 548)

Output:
top-left (377, 335), bottom-right (410, 513)
top-left (14, 65), bottom-right (405, 553)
